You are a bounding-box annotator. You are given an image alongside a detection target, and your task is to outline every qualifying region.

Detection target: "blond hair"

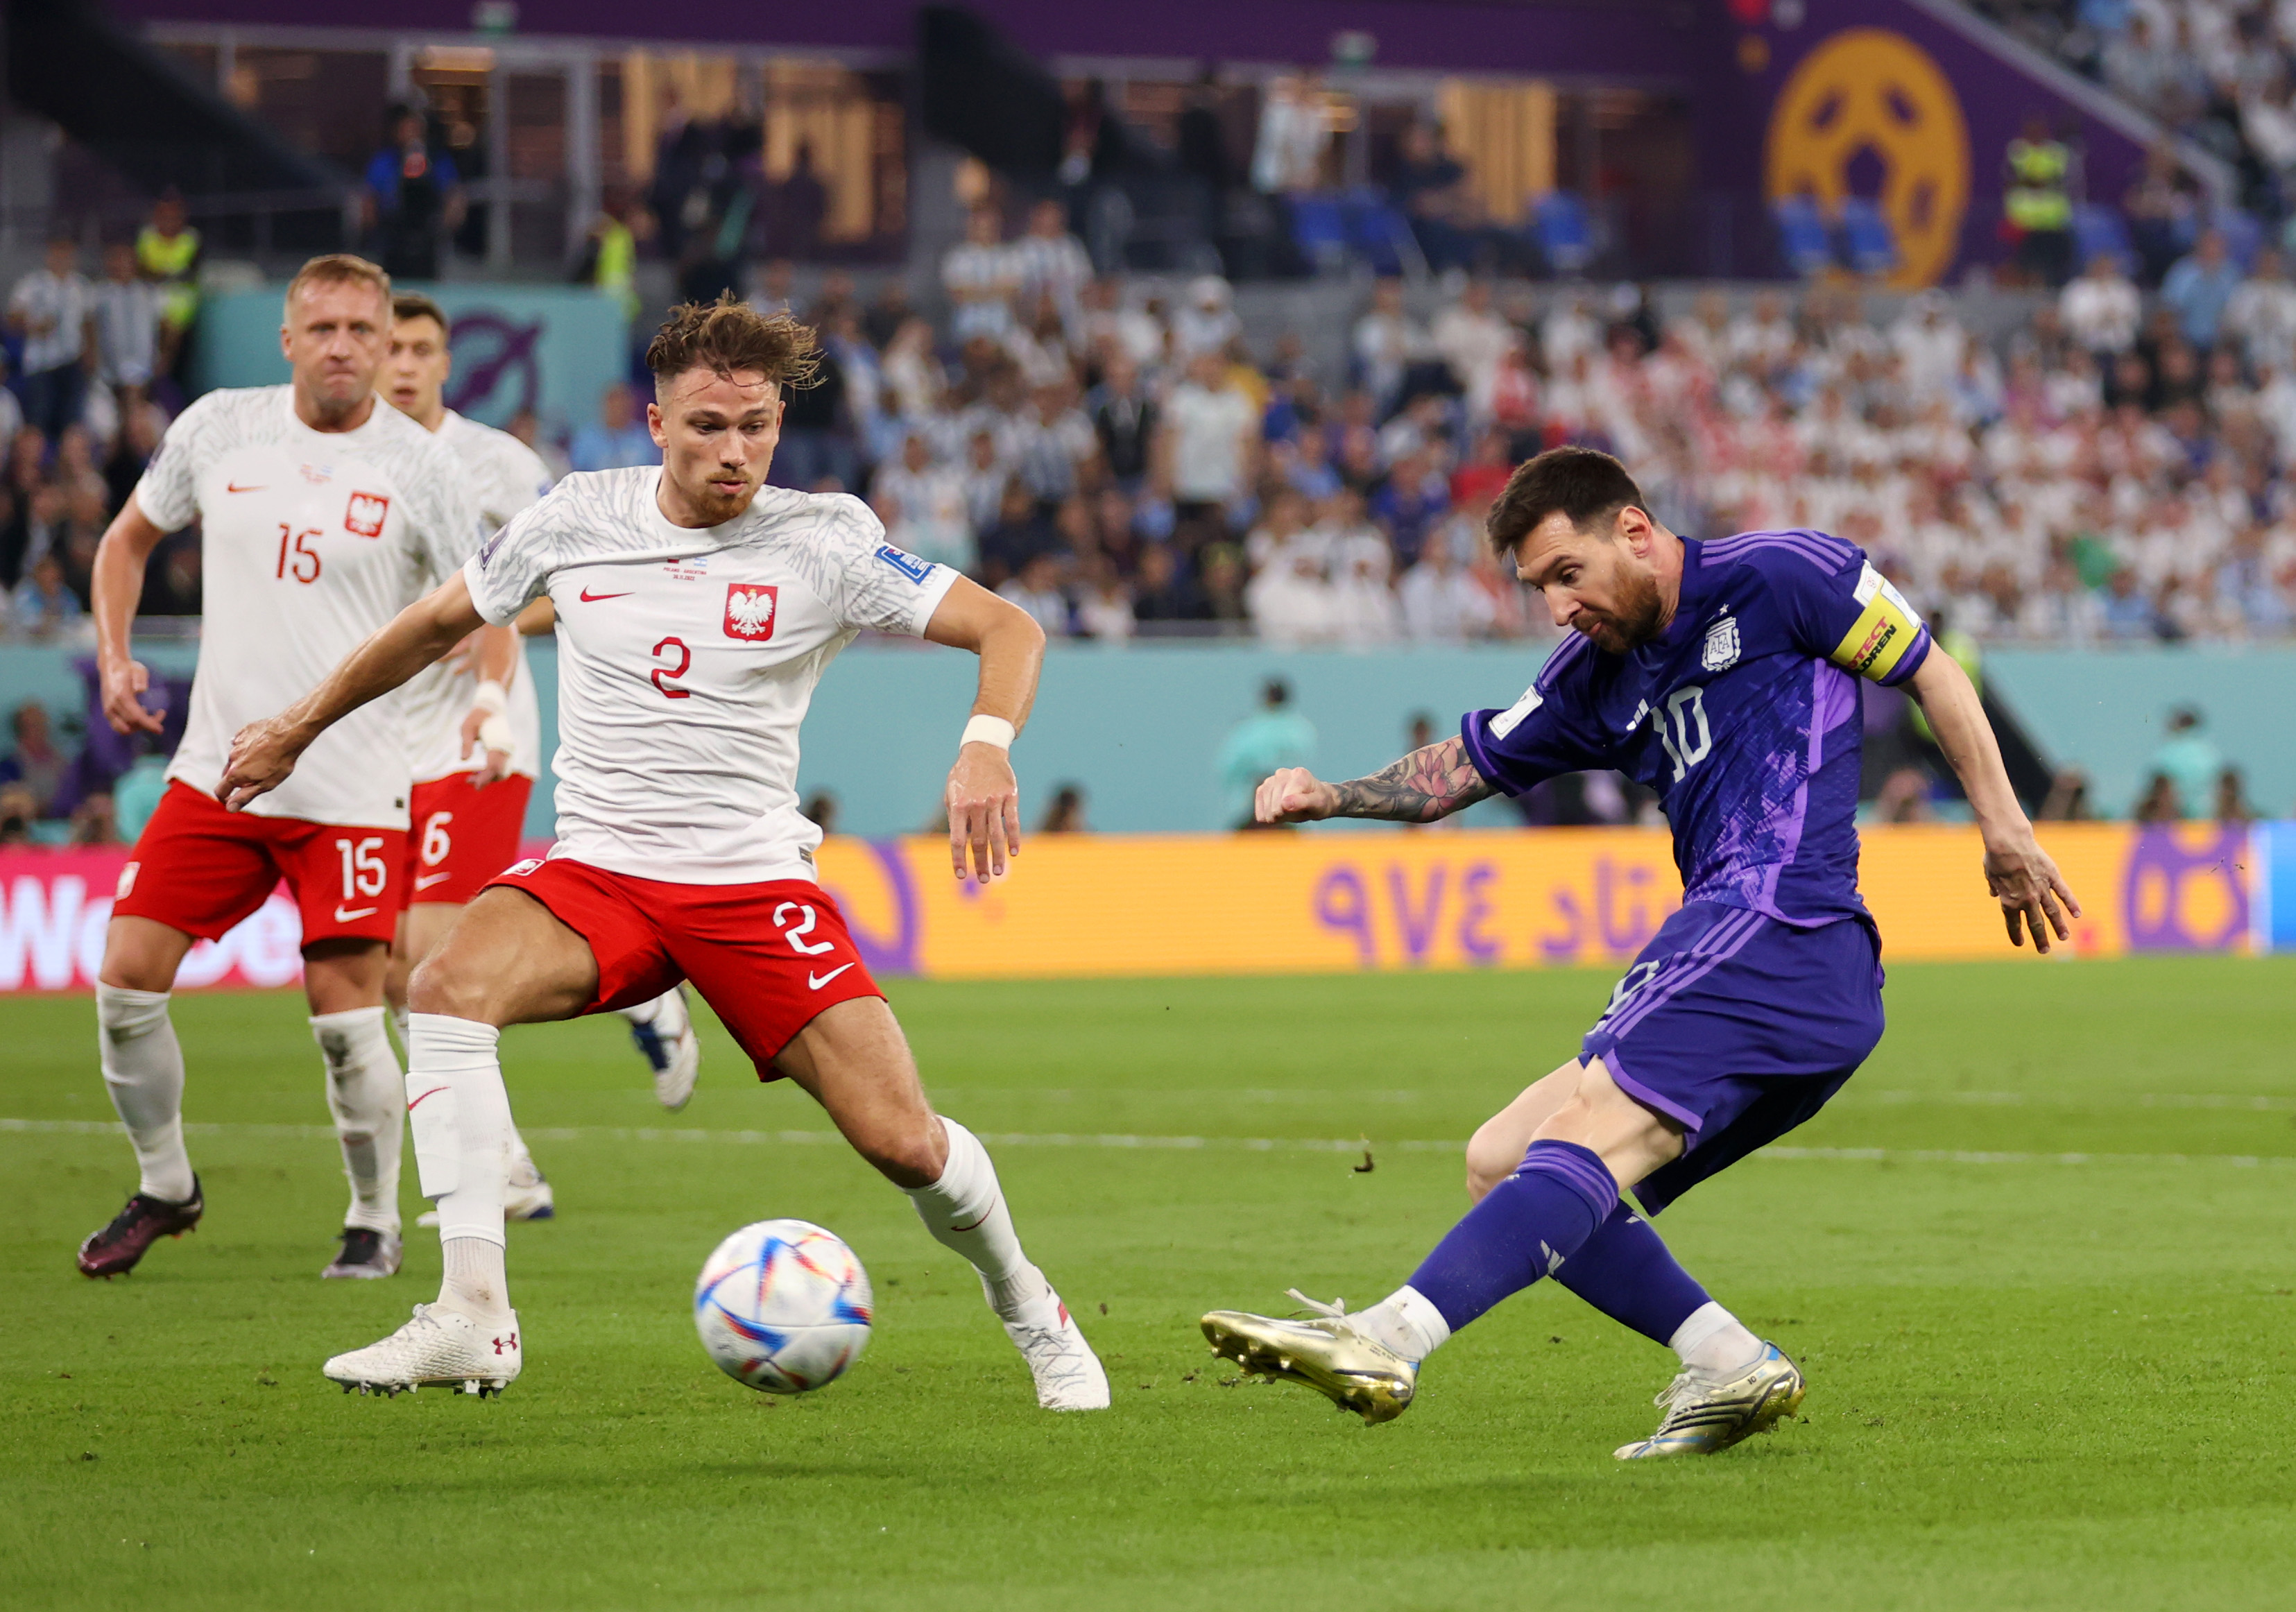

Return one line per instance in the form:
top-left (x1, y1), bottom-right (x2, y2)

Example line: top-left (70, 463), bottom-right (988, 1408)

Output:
top-left (283, 254), bottom-right (391, 319)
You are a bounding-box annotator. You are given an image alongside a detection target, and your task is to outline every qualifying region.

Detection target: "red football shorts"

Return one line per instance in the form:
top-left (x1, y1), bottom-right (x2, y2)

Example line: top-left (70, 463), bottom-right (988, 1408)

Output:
top-left (112, 780), bottom-right (406, 945)
top-left (481, 857), bottom-right (884, 1075)
top-left (404, 771), bottom-right (536, 906)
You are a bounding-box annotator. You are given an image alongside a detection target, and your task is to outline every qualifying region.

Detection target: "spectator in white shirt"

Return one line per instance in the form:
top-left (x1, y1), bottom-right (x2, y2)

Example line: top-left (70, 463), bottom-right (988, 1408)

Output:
top-left (1398, 536), bottom-right (1496, 641)
top-left (1080, 275), bottom-right (1165, 369)
top-left (942, 207), bottom-right (1020, 341)
top-left (8, 235), bottom-right (94, 439)
top-left (91, 241), bottom-right (160, 400)
top-left (959, 427), bottom-right (1013, 534)
top-left (1890, 292), bottom-right (1967, 401)
top-left (1074, 556), bottom-right (1136, 641)
top-left (1244, 544), bottom-right (1336, 644)
top-left (1010, 198), bottom-right (1094, 327)
top-left (1432, 280), bottom-right (1515, 423)
top-left (1158, 352), bottom-right (1260, 522)
top-left (1328, 531), bottom-right (1401, 644)
top-left (1251, 74), bottom-right (1328, 194)
top-left (873, 431), bottom-right (975, 572)
top-left (1170, 275), bottom-right (1242, 359)
top-left (2059, 251), bottom-right (2143, 357)
top-left (2227, 246), bottom-right (2296, 373)
top-left (1354, 277), bottom-right (1425, 412)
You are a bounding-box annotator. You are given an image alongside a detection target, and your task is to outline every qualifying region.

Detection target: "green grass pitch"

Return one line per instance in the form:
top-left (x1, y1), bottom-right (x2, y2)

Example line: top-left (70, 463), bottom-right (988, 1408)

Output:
top-left (6, 957), bottom-right (2296, 1610)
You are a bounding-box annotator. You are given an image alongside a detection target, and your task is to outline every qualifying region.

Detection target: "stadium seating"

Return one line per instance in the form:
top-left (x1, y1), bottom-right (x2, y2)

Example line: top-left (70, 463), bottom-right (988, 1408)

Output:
top-left (1837, 197), bottom-right (1899, 278)
top-left (1532, 191), bottom-right (1594, 276)
top-left (1772, 194), bottom-right (1833, 278)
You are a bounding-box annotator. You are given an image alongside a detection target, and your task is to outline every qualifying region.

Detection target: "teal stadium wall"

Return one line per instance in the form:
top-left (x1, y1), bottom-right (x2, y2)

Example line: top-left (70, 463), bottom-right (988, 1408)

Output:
top-left (7, 642), bottom-right (2295, 834)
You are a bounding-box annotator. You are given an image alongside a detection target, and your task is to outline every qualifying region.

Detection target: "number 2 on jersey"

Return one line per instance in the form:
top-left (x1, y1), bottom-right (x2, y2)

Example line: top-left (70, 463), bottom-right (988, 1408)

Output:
top-left (275, 524), bottom-right (322, 583)
top-left (651, 636), bottom-right (692, 698)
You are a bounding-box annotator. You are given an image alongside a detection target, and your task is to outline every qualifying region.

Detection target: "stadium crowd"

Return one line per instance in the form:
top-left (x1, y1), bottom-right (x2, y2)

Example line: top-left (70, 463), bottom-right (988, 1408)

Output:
top-left (14, 201), bottom-right (2296, 655)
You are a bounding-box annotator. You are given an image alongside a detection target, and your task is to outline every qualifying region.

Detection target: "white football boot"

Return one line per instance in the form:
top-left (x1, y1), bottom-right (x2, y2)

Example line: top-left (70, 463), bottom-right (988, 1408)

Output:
top-left (990, 1274), bottom-right (1110, 1411)
top-left (324, 1303), bottom-right (523, 1398)
top-left (626, 986), bottom-right (701, 1111)
top-left (420, 1152), bottom-right (554, 1228)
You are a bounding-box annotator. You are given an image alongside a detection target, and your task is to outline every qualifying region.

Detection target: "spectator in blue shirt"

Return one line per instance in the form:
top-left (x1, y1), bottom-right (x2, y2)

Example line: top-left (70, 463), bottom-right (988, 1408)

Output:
top-left (2099, 567), bottom-right (2161, 640)
top-left (362, 108), bottom-right (464, 282)
top-left (1370, 449), bottom-right (1452, 569)
top-left (567, 381), bottom-right (658, 472)
top-left (2160, 230), bottom-right (2243, 348)
top-left (10, 554), bottom-right (81, 638)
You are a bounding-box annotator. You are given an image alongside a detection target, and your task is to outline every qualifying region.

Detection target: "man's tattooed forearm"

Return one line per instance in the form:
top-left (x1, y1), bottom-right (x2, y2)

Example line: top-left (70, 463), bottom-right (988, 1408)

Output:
top-left (1327, 736), bottom-right (1498, 823)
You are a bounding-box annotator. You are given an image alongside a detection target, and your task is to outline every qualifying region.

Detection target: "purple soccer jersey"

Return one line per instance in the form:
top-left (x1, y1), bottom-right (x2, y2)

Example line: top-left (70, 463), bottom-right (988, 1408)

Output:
top-left (1460, 529), bottom-right (1932, 927)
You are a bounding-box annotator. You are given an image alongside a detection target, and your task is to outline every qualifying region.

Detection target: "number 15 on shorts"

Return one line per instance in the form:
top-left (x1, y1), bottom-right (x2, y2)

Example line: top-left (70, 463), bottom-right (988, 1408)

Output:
top-left (338, 836), bottom-right (388, 904)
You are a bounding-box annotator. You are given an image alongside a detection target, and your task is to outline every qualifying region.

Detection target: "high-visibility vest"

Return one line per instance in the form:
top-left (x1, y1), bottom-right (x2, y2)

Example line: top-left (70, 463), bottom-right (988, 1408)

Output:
top-left (136, 225), bottom-right (202, 330)
top-left (592, 218), bottom-right (637, 323)
top-left (2005, 139), bottom-right (2072, 231)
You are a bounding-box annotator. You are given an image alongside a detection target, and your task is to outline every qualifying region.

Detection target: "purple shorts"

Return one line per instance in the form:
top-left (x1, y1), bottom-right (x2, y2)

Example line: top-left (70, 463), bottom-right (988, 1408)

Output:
top-left (1581, 901), bottom-right (1885, 1215)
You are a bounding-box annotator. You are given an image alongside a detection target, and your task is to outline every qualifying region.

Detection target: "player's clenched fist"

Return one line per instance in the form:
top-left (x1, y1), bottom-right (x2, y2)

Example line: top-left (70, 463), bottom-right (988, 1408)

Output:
top-left (1256, 766), bottom-right (1337, 825)
top-left (948, 740), bottom-right (1022, 882)
top-left (216, 717), bottom-right (308, 812)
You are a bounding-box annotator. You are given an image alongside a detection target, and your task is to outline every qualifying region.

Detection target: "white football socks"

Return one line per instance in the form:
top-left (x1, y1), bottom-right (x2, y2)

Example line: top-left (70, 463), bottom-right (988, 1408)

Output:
top-left (311, 1006), bottom-right (404, 1235)
top-left (441, 1233), bottom-right (512, 1326)
top-left (390, 1005), bottom-right (411, 1060)
top-left (407, 1013), bottom-right (515, 1323)
top-left (96, 984), bottom-right (195, 1203)
top-left (1670, 1301), bottom-right (1765, 1376)
top-left (616, 995), bottom-right (662, 1027)
top-left (905, 1117), bottom-right (1050, 1322)
top-left (1355, 1285), bottom-right (1453, 1363)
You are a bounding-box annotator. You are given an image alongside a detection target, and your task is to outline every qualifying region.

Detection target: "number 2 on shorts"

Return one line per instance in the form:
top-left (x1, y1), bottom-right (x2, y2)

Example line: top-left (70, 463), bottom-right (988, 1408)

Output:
top-left (772, 901), bottom-right (837, 956)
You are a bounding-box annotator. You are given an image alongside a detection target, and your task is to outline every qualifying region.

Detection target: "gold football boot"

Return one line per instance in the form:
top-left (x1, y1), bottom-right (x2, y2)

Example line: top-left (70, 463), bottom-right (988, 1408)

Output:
top-left (1613, 1342), bottom-right (1805, 1459)
top-left (1200, 1291), bottom-right (1416, 1425)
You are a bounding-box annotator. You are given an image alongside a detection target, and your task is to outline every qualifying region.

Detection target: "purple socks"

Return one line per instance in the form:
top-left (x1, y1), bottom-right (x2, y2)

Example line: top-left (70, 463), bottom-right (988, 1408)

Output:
top-left (1407, 1139), bottom-right (1619, 1332)
top-left (1554, 1201), bottom-right (1713, 1346)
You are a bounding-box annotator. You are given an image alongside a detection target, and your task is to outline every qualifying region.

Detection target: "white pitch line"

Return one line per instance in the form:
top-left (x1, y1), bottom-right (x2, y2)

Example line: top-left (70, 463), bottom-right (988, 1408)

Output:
top-left (1846, 1090), bottom-right (2296, 1111)
top-left (6, 1116), bottom-right (2296, 1171)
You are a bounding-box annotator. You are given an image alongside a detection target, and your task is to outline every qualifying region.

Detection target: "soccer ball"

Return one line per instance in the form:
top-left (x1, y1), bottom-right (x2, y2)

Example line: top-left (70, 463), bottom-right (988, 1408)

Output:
top-left (693, 1219), bottom-right (873, 1394)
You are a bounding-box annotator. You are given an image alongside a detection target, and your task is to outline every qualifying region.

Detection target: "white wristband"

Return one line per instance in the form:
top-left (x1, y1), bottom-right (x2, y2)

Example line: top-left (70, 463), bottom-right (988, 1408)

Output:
top-left (472, 678), bottom-right (509, 717)
top-left (961, 714), bottom-right (1016, 751)
top-left (477, 712), bottom-right (513, 755)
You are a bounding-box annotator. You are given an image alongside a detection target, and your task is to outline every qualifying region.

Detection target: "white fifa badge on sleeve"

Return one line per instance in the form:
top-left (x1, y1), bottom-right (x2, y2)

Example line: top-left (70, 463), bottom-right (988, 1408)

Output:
top-left (1490, 684), bottom-right (1544, 739)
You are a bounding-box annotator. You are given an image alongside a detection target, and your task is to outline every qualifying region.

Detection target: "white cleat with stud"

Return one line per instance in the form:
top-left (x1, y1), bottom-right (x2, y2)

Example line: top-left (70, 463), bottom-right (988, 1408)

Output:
top-left (324, 1303), bottom-right (522, 1398)
top-left (992, 1278), bottom-right (1109, 1411)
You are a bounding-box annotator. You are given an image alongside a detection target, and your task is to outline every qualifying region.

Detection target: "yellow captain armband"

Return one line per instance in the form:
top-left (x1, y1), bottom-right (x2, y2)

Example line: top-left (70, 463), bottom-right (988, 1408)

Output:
top-left (1828, 563), bottom-right (1925, 683)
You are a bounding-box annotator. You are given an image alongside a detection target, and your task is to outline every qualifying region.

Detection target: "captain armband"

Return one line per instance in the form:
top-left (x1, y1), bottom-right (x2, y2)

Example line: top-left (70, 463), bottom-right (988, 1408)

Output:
top-left (1828, 563), bottom-right (1926, 685)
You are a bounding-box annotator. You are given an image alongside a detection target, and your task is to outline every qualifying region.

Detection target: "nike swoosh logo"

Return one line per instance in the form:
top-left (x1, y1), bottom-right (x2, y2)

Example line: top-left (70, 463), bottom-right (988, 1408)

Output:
top-left (226, 482), bottom-right (266, 492)
top-left (333, 904), bottom-right (378, 921)
top-left (406, 1086), bottom-right (447, 1111)
top-left (948, 1211), bottom-right (991, 1233)
top-left (807, 963), bottom-right (855, 991)
top-left (413, 873), bottom-right (452, 890)
top-left (579, 588), bottom-right (633, 601)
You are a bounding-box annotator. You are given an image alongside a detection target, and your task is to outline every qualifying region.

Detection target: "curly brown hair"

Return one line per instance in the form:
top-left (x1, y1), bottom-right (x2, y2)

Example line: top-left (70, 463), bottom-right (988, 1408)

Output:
top-left (645, 295), bottom-right (820, 394)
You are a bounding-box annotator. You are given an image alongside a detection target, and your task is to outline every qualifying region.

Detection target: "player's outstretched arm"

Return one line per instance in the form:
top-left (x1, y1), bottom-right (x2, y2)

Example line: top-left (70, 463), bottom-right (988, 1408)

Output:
top-left (91, 494), bottom-right (172, 737)
top-left (1905, 648), bottom-right (2081, 952)
top-left (1258, 735), bottom-right (1498, 825)
top-left (923, 576), bottom-right (1046, 882)
top-left (217, 572), bottom-right (488, 812)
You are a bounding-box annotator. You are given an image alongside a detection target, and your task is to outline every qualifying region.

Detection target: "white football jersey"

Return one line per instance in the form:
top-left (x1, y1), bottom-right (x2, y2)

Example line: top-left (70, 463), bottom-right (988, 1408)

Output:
top-left (402, 409), bottom-right (551, 782)
top-left (137, 386), bottom-right (481, 827)
top-left (465, 469), bottom-right (959, 884)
